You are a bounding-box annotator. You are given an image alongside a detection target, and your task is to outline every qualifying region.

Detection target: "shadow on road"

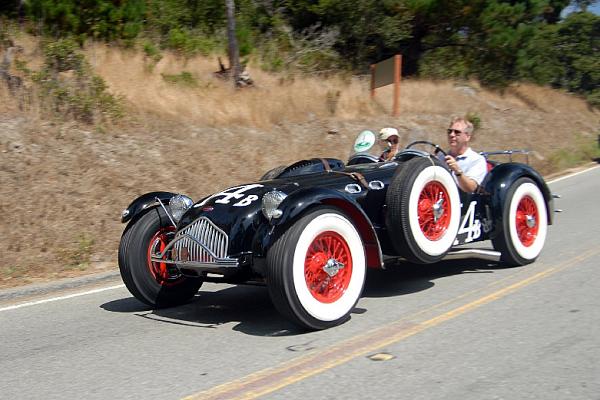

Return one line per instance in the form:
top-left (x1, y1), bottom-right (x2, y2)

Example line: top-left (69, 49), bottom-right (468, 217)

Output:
top-left (101, 285), bottom-right (303, 336)
top-left (101, 257), bottom-right (512, 337)
top-left (363, 258), bottom-right (508, 298)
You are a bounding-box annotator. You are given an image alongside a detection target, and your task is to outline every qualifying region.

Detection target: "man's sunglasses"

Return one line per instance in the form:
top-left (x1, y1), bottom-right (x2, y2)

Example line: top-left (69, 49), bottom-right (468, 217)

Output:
top-left (387, 138), bottom-right (399, 144)
top-left (447, 128), bottom-right (465, 135)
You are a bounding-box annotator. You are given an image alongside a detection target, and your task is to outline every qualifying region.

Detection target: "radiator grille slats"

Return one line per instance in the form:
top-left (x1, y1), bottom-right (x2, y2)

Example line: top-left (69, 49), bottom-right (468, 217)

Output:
top-left (174, 217), bottom-right (228, 263)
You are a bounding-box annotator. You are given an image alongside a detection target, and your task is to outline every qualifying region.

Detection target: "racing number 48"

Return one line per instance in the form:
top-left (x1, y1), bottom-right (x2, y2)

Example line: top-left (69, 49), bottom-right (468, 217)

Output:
top-left (457, 201), bottom-right (482, 244)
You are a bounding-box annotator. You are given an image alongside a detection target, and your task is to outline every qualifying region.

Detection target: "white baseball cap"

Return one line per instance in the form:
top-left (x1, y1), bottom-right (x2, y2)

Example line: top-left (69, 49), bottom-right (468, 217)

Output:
top-left (379, 127), bottom-right (399, 141)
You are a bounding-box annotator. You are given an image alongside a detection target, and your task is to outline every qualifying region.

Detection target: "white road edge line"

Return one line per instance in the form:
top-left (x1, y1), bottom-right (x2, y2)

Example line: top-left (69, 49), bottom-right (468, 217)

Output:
top-left (0, 284), bottom-right (125, 312)
top-left (548, 164), bottom-right (600, 184)
top-left (2, 164), bottom-right (597, 313)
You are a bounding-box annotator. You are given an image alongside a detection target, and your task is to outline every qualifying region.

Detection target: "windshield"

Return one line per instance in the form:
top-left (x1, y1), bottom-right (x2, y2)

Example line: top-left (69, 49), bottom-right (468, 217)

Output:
top-left (348, 130), bottom-right (389, 160)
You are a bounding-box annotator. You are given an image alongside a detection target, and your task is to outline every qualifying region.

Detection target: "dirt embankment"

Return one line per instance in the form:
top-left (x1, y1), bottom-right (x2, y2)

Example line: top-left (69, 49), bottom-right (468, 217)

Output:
top-left (1, 43), bottom-right (598, 288)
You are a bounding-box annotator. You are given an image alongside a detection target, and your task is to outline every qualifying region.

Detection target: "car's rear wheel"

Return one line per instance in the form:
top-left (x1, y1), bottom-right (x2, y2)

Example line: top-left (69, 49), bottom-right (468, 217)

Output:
top-left (492, 178), bottom-right (548, 266)
top-left (118, 207), bottom-right (203, 307)
top-left (266, 207), bottom-right (366, 330)
top-left (385, 157), bottom-right (461, 263)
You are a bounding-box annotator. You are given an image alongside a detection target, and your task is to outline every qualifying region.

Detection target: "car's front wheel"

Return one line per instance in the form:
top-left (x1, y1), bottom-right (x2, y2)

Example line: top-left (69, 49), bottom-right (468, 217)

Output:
top-left (118, 207), bottom-right (203, 307)
top-left (266, 207), bottom-right (366, 330)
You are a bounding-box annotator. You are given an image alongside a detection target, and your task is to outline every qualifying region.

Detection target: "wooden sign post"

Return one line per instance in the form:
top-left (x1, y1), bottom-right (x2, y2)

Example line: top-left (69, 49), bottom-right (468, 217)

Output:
top-left (370, 54), bottom-right (402, 117)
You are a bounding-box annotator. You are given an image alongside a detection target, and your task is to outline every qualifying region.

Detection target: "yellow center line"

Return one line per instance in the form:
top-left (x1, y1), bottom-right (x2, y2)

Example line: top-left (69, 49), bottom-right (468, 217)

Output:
top-left (184, 247), bottom-right (598, 400)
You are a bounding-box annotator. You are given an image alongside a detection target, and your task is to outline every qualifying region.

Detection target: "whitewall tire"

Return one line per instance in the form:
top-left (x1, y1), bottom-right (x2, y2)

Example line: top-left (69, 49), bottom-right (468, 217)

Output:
top-left (386, 157), bottom-right (461, 263)
top-left (267, 207), bottom-right (366, 330)
top-left (493, 178), bottom-right (548, 266)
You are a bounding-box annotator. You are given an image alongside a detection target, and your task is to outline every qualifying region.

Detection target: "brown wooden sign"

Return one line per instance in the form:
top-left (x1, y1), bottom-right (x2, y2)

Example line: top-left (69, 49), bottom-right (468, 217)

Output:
top-left (370, 55), bottom-right (402, 116)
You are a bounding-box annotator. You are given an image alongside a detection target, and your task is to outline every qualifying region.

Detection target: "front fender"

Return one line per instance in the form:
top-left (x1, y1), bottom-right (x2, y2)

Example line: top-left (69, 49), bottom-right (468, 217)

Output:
top-left (259, 187), bottom-right (383, 269)
top-left (121, 191), bottom-right (178, 223)
top-left (484, 163), bottom-right (554, 238)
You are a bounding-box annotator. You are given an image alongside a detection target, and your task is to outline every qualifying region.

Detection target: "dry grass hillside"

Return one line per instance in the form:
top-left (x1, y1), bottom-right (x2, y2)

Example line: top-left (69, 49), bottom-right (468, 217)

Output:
top-left (1, 40), bottom-right (599, 288)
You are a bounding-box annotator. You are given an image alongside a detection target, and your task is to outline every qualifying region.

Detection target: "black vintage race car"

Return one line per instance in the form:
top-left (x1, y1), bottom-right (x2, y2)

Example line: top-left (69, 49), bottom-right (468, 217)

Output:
top-left (118, 134), bottom-right (556, 330)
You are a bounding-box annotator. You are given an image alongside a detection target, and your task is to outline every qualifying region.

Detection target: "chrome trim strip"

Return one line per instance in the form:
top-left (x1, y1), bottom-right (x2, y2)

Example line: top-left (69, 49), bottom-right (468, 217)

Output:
top-left (149, 258), bottom-right (238, 268)
top-left (156, 197), bottom-right (177, 227)
top-left (442, 248), bottom-right (501, 262)
top-left (391, 249), bottom-right (501, 263)
top-left (480, 149), bottom-right (530, 164)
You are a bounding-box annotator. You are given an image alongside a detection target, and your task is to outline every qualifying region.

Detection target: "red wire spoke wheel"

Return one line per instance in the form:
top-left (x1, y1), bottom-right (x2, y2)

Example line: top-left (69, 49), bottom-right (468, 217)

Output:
top-left (417, 181), bottom-right (451, 241)
top-left (492, 178), bottom-right (548, 266)
top-left (146, 226), bottom-right (182, 286)
top-left (515, 195), bottom-right (539, 247)
top-left (385, 157), bottom-right (461, 263)
top-left (266, 208), bottom-right (366, 330)
top-left (119, 207), bottom-right (203, 308)
top-left (304, 231), bottom-right (353, 303)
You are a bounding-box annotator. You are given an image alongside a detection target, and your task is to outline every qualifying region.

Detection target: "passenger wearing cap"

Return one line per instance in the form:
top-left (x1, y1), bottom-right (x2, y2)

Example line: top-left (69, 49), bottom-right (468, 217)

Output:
top-left (379, 127), bottom-right (400, 161)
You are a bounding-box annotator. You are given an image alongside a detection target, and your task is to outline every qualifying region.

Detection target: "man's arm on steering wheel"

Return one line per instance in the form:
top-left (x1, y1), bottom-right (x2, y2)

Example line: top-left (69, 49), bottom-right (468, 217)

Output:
top-left (445, 154), bottom-right (487, 193)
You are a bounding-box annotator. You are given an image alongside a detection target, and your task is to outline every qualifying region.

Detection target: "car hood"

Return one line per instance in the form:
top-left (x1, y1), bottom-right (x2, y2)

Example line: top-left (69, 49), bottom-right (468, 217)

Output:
top-left (177, 163), bottom-right (393, 242)
top-left (178, 180), bottom-right (295, 229)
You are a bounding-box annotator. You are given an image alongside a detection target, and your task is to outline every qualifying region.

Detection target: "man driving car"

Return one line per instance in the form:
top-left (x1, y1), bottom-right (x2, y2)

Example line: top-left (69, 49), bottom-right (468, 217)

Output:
top-left (440, 117), bottom-right (487, 193)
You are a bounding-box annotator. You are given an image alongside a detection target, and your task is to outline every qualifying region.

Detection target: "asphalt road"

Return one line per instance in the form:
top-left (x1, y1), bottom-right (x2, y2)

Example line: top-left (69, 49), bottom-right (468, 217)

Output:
top-left (1, 165), bottom-right (599, 400)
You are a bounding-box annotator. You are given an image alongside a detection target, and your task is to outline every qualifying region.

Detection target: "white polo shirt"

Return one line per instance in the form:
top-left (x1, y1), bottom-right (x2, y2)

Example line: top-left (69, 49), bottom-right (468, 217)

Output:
top-left (438, 147), bottom-right (488, 184)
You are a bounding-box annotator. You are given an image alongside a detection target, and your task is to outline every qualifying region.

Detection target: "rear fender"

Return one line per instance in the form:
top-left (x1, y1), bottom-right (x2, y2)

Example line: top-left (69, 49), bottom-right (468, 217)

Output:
top-left (484, 163), bottom-right (554, 238)
top-left (263, 187), bottom-right (383, 269)
top-left (120, 191), bottom-right (178, 224)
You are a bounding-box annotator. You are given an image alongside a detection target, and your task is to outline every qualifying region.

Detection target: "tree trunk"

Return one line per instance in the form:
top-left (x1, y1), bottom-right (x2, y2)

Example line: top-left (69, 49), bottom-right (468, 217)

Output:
top-left (225, 0), bottom-right (241, 88)
top-left (19, 0), bottom-right (25, 25)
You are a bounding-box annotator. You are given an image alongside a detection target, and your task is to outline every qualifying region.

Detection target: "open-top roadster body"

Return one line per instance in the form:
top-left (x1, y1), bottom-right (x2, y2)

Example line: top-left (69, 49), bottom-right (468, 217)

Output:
top-left (118, 137), bottom-right (555, 330)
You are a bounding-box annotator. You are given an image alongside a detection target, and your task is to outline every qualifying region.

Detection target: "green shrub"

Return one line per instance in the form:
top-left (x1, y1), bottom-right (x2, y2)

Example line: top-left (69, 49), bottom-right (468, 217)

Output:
top-left (586, 89), bottom-right (600, 108)
top-left (166, 28), bottom-right (218, 58)
top-left (548, 134), bottom-right (600, 170)
top-left (161, 71), bottom-right (198, 87)
top-left (143, 41), bottom-right (162, 63)
top-left (257, 24), bottom-right (344, 74)
top-left (466, 112), bottom-right (482, 130)
top-left (30, 39), bottom-right (123, 123)
top-left (59, 234), bottom-right (95, 271)
top-left (1, 264), bottom-right (28, 279)
top-left (142, 40), bottom-right (162, 71)
top-left (42, 38), bottom-right (84, 72)
top-left (419, 47), bottom-right (470, 80)
top-left (0, 17), bottom-right (10, 47)
top-left (263, 56), bottom-right (284, 73)
top-left (235, 21), bottom-right (255, 57)
top-left (25, 0), bottom-right (145, 41)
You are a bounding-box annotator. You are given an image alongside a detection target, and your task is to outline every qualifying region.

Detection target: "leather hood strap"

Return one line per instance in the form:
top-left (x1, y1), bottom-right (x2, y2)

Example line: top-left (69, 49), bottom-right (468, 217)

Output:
top-left (318, 158), bottom-right (368, 189)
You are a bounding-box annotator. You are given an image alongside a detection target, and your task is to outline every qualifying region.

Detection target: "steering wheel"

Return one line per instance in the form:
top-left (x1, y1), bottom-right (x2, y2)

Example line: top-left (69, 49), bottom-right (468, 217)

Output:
top-left (405, 140), bottom-right (447, 157)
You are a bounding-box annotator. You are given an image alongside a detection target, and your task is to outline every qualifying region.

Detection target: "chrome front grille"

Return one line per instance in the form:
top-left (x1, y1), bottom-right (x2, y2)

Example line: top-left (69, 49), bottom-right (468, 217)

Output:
top-left (174, 217), bottom-right (229, 263)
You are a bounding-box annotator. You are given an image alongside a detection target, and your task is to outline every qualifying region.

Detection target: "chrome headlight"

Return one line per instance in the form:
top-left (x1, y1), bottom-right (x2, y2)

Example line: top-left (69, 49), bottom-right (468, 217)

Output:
top-left (261, 190), bottom-right (287, 221)
top-left (169, 194), bottom-right (194, 223)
